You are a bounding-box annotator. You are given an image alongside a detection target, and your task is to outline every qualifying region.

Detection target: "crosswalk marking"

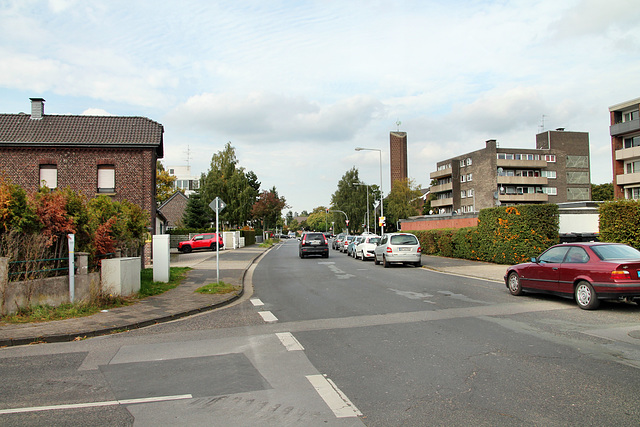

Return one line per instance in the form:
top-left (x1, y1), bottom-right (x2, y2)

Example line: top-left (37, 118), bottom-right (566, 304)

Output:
top-left (276, 332), bottom-right (305, 351)
top-left (258, 311), bottom-right (278, 323)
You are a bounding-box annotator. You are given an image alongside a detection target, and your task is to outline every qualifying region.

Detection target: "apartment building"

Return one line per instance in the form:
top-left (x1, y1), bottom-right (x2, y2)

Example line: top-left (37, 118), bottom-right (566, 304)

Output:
top-left (609, 97), bottom-right (640, 200)
top-left (167, 165), bottom-right (200, 196)
top-left (429, 130), bottom-right (591, 213)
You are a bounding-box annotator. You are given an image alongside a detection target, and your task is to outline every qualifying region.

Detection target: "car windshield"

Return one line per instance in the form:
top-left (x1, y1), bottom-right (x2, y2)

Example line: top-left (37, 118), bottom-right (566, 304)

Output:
top-left (591, 244), bottom-right (640, 261)
top-left (390, 235), bottom-right (418, 245)
top-left (368, 237), bottom-right (380, 244)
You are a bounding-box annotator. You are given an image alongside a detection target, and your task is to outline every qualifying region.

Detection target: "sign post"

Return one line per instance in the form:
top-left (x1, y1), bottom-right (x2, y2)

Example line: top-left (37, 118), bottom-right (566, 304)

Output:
top-left (208, 197), bottom-right (226, 283)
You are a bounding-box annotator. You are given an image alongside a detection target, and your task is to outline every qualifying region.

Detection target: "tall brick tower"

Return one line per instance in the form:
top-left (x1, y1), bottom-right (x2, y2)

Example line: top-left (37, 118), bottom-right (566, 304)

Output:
top-left (389, 131), bottom-right (408, 188)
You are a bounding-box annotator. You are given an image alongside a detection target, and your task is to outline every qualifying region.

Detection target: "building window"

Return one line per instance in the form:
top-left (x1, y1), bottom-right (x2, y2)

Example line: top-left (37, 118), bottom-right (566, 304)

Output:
top-left (468, 189), bottom-right (474, 197)
top-left (545, 155), bottom-right (556, 162)
top-left (461, 190), bottom-right (466, 198)
top-left (623, 110), bottom-right (639, 122)
top-left (624, 136), bottom-right (640, 149)
top-left (437, 163), bottom-right (451, 171)
top-left (626, 160), bottom-right (640, 174)
top-left (542, 187), bottom-right (558, 195)
top-left (627, 187), bottom-right (640, 199)
top-left (460, 175), bottom-right (466, 183)
top-left (39, 164), bottom-right (57, 189)
top-left (460, 160), bottom-right (465, 167)
top-left (98, 165), bottom-right (115, 193)
top-left (466, 158), bottom-right (472, 165)
top-left (467, 173), bottom-right (472, 181)
top-left (541, 170), bottom-right (556, 179)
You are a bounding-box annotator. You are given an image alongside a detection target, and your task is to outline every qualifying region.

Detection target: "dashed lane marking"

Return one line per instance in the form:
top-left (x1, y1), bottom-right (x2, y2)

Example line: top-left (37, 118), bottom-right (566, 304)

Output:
top-left (306, 374), bottom-right (362, 418)
top-left (276, 332), bottom-right (305, 351)
top-left (258, 311), bottom-right (278, 323)
top-left (250, 298), bottom-right (264, 306)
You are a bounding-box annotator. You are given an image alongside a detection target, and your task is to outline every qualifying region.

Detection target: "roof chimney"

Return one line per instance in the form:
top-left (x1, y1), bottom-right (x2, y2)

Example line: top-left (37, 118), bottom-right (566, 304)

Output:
top-left (30, 98), bottom-right (45, 120)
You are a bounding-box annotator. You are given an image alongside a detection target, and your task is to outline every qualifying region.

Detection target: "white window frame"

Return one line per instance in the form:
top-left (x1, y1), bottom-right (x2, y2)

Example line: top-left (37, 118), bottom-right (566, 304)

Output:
top-left (98, 165), bottom-right (115, 193)
top-left (39, 164), bottom-right (57, 189)
top-left (460, 175), bottom-right (466, 183)
top-left (467, 173), bottom-right (472, 181)
top-left (545, 154), bottom-right (556, 162)
top-left (461, 190), bottom-right (466, 198)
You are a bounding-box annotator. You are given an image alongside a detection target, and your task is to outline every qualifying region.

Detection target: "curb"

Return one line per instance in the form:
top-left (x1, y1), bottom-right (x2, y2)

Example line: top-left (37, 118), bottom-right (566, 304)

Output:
top-left (0, 246), bottom-right (270, 347)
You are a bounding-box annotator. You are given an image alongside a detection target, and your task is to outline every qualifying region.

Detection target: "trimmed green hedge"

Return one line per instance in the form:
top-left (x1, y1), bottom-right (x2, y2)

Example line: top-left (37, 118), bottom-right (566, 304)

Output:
top-left (599, 199), bottom-right (640, 249)
top-left (410, 204), bottom-right (559, 265)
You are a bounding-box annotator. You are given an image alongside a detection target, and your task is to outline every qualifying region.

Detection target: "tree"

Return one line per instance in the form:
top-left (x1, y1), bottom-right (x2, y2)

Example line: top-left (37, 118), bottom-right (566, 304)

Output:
top-left (385, 178), bottom-right (423, 231)
top-left (330, 167), bottom-right (379, 234)
top-left (306, 206), bottom-right (331, 231)
top-left (252, 187), bottom-right (287, 231)
top-left (592, 183), bottom-right (614, 201)
top-left (200, 142), bottom-right (259, 228)
top-left (156, 161), bottom-right (178, 207)
top-left (182, 190), bottom-right (210, 229)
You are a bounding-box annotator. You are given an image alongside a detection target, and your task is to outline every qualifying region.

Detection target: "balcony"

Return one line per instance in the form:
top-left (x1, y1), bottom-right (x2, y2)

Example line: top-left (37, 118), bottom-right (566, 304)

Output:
top-left (496, 159), bottom-right (547, 168)
top-left (499, 193), bottom-right (548, 203)
top-left (616, 172), bottom-right (640, 186)
top-left (610, 119), bottom-right (640, 136)
top-left (431, 182), bottom-right (453, 193)
top-left (431, 197), bottom-right (453, 208)
top-left (615, 146), bottom-right (640, 161)
top-left (430, 168), bottom-right (453, 179)
top-left (497, 176), bottom-right (548, 185)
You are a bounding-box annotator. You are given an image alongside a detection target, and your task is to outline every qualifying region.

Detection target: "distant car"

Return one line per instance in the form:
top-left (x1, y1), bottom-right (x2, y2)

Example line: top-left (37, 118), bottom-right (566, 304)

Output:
top-left (299, 232), bottom-right (329, 258)
top-left (341, 235), bottom-right (355, 253)
top-left (333, 233), bottom-right (346, 250)
top-left (347, 236), bottom-right (364, 258)
top-left (178, 233), bottom-right (224, 253)
top-left (374, 233), bottom-right (422, 267)
top-left (505, 242), bottom-right (640, 310)
top-left (355, 235), bottom-right (381, 260)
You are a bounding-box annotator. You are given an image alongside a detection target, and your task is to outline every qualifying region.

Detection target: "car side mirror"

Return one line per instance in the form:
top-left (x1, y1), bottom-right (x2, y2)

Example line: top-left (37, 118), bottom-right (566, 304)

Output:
top-left (531, 257), bottom-right (537, 263)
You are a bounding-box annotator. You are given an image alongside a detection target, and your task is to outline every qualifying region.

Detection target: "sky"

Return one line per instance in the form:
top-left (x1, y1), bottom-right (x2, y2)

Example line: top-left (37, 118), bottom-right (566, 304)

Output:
top-left (1, 0), bottom-right (639, 216)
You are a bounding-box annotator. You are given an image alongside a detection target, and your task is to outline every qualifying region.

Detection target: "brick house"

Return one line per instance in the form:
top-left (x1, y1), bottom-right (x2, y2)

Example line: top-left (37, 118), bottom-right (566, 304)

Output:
top-left (0, 98), bottom-right (164, 233)
top-left (157, 191), bottom-right (188, 232)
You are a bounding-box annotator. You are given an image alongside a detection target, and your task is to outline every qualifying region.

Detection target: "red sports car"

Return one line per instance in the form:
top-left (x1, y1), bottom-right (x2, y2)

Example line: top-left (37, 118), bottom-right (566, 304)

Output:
top-left (505, 242), bottom-right (640, 310)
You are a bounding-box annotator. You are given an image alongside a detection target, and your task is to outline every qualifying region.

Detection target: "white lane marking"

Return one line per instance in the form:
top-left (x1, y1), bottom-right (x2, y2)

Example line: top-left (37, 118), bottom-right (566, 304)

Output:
top-left (0, 394), bottom-right (193, 415)
top-left (258, 311), bottom-right (278, 323)
top-left (250, 298), bottom-right (264, 306)
top-left (276, 332), bottom-right (305, 351)
top-left (306, 374), bottom-right (362, 418)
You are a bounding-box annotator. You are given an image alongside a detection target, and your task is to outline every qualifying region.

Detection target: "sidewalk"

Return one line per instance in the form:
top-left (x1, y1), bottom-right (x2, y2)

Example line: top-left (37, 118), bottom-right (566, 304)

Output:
top-left (421, 254), bottom-right (508, 282)
top-left (0, 245), bottom-right (269, 347)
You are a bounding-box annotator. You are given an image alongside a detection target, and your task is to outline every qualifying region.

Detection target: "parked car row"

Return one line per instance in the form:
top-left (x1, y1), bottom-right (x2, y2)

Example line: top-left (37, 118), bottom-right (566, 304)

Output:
top-left (333, 232), bottom-right (422, 268)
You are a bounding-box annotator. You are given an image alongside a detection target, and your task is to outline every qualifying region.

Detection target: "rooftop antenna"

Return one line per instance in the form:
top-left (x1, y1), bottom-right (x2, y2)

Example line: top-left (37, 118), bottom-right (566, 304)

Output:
top-left (538, 114), bottom-right (547, 134)
top-left (395, 119), bottom-right (401, 132)
top-left (185, 145), bottom-right (191, 167)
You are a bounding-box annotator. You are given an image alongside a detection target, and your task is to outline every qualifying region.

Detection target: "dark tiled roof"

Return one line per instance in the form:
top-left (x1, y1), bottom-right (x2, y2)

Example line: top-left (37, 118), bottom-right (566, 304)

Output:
top-left (0, 114), bottom-right (164, 156)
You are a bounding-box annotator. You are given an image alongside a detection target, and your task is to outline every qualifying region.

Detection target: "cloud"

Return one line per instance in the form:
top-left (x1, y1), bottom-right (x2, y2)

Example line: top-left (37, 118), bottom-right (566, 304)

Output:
top-left (166, 92), bottom-right (385, 144)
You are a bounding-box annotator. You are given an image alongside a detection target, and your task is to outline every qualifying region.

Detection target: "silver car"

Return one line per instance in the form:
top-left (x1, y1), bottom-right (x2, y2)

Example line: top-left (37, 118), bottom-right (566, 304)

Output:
top-left (355, 235), bottom-right (380, 260)
top-left (374, 233), bottom-right (422, 267)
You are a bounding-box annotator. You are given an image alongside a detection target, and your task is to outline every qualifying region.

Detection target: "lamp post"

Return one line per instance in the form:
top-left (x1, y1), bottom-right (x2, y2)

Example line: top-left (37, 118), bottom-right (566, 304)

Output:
top-left (355, 182), bottom-right (371, 234)
top-left (355, 147), bottom-right (384, 236)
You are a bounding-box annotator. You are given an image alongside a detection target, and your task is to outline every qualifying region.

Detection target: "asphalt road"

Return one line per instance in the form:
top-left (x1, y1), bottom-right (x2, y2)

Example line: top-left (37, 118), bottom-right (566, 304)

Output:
top-left (1, 239), bottom-right (640, 426)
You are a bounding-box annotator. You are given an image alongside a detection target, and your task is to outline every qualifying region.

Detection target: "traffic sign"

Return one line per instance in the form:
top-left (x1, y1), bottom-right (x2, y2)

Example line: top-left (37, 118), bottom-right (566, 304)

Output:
top-left (209, 197), bottom-right (226, 213)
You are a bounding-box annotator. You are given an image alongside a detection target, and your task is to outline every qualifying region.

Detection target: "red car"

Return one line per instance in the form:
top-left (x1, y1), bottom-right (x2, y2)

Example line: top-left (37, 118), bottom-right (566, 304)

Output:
top-left (178, 233), bottom-right (224, 253)
top-left (505, 242), bottom-right (640, 310)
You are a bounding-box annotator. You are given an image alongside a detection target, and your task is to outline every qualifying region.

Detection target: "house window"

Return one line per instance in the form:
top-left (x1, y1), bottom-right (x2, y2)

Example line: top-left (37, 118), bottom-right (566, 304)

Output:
top-left (460, 160), bottom-right (466, 167)
top-left (460, 175), bottom-right (466, 183)
top-left (98, 165), bottom-right (115, 193)
top-left (467, 173), bottom-right (472, 181)
top-left (461, 190), bottom-right (466, 198)
top-left (466, 158), bottom-right (472, 166)
top-left (545, 155), bottom-right (556, 162)
top-left (468, 189), bottom-right (474, 197)
top-left (628, 187), bottom-right (640, 199)
top-left (39, 164), bottom-right (57, 189)
top-left (626, 160), bottom-right (640, 174)
top-left (624, 136), bottom-right (640, 149)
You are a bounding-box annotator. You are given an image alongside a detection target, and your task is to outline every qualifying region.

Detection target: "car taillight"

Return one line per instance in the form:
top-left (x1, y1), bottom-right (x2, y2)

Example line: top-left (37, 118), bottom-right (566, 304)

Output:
top-left (418, 246), bottom-right (422, 253)
top-left (323, 235), bottom-right (327, 243)
top-left (610, 270), bottom-right (630, 280)
top-left (386, 247), bottom-right (393, 253)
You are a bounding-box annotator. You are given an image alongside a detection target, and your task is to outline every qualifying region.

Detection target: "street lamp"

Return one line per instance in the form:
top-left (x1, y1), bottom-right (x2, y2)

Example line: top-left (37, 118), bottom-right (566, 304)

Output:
top-left (355, 147), bottom-right (384, 236)
top-left (355, 182), bottom-right (371, 234)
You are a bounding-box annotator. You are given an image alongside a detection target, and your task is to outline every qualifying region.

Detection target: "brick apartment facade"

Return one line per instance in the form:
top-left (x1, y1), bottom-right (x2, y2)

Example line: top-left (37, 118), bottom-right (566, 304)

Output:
top-left (0, 98), bottom-right (164, 232)
top-left (389, 131), bottom-right (408, 188)
top-left (429, 130), bottom-right (591, 213)
top-left (609, 97), bottom-right (640, 200)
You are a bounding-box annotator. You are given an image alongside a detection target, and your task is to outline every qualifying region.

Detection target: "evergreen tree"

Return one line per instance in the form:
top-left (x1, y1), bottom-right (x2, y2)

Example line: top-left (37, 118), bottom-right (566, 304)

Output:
top-left (183, 191), bottom-right (210, 229)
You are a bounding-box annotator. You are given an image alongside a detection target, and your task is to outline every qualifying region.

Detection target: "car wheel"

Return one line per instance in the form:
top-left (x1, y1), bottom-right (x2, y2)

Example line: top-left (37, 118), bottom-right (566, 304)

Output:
top-left (383, 256), bottom-right (389, 268)
top-left (575, 281), bottom-right (600, 310)
top-left (414, 259), bottom-right (421, 267)
top-left (507, 272), bottom-right (523, 296)
top-left (374, 254), bottom-right (380, 265)
top-left (182, 245), bottom-right (192, 253)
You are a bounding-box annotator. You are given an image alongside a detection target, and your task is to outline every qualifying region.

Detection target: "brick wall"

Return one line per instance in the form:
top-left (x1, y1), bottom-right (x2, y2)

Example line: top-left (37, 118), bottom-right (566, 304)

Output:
top-left (401, 215), bottom-right (478, 231)
top-left (0, 146), bottom-right (157, 231)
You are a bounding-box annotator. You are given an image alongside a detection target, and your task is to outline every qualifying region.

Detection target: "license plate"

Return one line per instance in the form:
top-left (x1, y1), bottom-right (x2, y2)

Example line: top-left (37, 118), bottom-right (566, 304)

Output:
top-left (399, 247), bottom-right (411, 251)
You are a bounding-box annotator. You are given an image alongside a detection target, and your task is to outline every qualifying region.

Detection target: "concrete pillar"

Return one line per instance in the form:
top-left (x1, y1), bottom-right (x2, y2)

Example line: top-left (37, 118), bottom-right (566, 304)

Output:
top-left (77, 252), bottom-right (89, 275)
top-left (0, 257), bottom-right (7, 315)
top-left (153, 234), bottom-right (170, 282)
